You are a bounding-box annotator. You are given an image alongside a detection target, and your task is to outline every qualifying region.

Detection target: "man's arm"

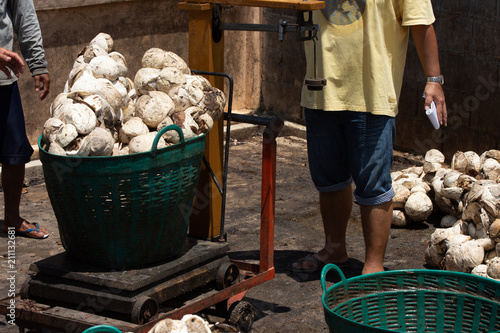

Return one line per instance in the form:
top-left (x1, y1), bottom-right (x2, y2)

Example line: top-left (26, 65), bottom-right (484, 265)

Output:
top-left (10, 0), bottom-right (48, 77)
top-left (411, 25), bottom-right (447, 126)
top-left (8, 0), bottom-right (50, 100)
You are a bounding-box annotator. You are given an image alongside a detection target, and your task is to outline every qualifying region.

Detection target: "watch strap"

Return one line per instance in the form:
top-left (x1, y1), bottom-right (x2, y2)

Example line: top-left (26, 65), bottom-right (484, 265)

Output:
top-left (426, 75), bottom-right (444, 85)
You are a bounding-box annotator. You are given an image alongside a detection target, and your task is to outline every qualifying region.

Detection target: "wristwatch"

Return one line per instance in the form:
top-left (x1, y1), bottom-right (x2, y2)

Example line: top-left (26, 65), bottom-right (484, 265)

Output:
top-left (426, 75), bottom-right (444, 85)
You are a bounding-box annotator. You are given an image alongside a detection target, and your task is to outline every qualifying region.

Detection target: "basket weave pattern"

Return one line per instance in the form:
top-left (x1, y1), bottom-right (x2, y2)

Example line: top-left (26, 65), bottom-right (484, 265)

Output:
top-left (322, 265), bottom-right (500, 333)
top-left (39, 129), bottom-right (206, 269)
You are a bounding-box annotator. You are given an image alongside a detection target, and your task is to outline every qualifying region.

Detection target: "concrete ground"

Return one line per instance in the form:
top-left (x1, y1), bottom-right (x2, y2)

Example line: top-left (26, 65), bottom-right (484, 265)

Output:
top-left (0, 121), bottom-right (437, 333)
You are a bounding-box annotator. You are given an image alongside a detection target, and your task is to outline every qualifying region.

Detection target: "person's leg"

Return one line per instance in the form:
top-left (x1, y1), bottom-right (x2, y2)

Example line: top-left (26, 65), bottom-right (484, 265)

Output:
top-left (289, 109), bottom-right (352, 271)
top-left (360, 200), bottom-right (393, 274)
top-left (316, 187), bottom-right (351, 264)
top-left (2, 163), bottom-right (48, 238)
top-left (290, 186), bottom-right (352, 271)
top-left (0, 83), bottom-right (48, 238)
top-left (2, 164), bottom-right (24, 223)
top-left (348, 113), bottom-right (396, 274)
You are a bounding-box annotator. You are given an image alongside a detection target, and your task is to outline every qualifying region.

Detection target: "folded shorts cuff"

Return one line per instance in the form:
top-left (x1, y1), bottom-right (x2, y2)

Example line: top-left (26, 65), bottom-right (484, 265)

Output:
top-left (316, 177), bottom-right (353, 193)
top-left (0, 155), bottom-right (33, 165)
top-left (354, 187), bottom-right (395, 206)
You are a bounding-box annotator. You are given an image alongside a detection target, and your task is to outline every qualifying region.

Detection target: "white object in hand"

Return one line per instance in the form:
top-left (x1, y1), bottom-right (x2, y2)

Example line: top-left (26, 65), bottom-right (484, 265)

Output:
top-left (426, 101), bottom-right (440, 130)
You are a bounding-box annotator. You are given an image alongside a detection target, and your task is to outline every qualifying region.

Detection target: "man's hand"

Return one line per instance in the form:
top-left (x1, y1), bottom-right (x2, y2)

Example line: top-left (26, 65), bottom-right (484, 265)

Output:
top-left (0, 47), bottom-right (24, 78)
top-left (411, 25), bottom-right (447, 127)
top-left (34, 73), bottom-right (50, 100)
top-left (424, 82), bottom-right (447, 126)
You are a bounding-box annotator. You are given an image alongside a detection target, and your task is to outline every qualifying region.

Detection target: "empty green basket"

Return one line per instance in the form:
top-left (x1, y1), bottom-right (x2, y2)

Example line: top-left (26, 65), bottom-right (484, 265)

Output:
top-left (39, 125), bottom-right (206, 269)
top-left (322, 264), bottom-right (500, 333)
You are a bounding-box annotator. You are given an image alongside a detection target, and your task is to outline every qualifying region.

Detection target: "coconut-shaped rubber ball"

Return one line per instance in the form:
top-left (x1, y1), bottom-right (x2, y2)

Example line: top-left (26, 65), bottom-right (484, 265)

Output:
top-left (487, 257), bottom-right (500, 279)
top-left (489, 219), bottom-right (500, 242)
top-left (63, 102), bottom-right (97, 135)
top-left (425, 149), bottom-right (445, 163)
top-left (483, 158), bottom-right (500, 180)
top-left (404, 192), bottom-right (433, 221)
top-left (471, 264), bottom-right (489, 278)
top-left (42, 117), bottom-right (65, 145)
top-left (85, 127), bottom-right (114, 156)
top-left (425, 244), bottom-right (444, 269)
top-left (445, 244), bottom-right (469, 272)
top-left (157, 67), bottom-right (187, 94)
top-left (55, 123), bottom-right (79, 148)
top-left (392, 183), bottom-right (411, 210)
top-left (119, 117), bottom-right (150, 144)
top-left (141, 48), bottom-right (167, 69)
top-left (134, 67), bottom-right (160, 95)
top-left (461, 240), bottom-right (485, 270)
top-left (135, 91), bottom-right (175, 128)
top-left (89, 32), bottom-right (113, 53)
top-left (48, 142), bottom-right (66, 156)
top-left (391, 210), bottom-right (407, 227)
top-left (89, 55), bottom-right (126, 81)
top-left (128, 132), bottom-right (166, 154)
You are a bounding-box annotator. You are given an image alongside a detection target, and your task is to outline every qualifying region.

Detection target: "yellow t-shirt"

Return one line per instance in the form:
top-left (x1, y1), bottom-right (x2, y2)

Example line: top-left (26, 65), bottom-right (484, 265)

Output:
top-left (301, 0), bottom-right (435, 117)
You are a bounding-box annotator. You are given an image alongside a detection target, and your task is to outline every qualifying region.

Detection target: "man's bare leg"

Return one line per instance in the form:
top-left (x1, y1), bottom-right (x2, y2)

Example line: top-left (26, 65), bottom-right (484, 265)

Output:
top-left (2, 164), bottom-right (48, 238)
top-left (360, 200), bottom-right (393, 274)
top-left (290, 185), bottom-right (352, 270)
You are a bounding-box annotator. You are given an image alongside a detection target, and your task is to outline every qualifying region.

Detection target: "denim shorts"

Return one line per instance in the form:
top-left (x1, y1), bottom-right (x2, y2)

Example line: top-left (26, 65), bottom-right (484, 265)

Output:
top-left (0, 82), bottom-right (34, 165)
top-left (304, 108), bottom-right (395, 206)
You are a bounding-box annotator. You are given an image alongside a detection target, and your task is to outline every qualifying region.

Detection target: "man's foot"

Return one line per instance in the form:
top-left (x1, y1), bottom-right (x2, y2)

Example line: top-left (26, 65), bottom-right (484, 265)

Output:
top-left (288, 251), bottom-right (349, 273)
top-left (362, 262), bottom-right (386, 275)
top-left (2, 219), bottom-right (49, 239)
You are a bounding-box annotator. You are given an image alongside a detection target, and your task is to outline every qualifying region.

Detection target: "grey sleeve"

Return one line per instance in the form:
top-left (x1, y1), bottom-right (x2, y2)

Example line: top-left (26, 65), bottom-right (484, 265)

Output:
top-left (9, 0), bottom-right (48, 75)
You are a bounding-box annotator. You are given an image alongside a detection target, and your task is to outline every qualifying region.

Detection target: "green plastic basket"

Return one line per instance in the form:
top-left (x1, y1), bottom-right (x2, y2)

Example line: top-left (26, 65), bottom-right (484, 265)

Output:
top-left (322, 264), bottom-right (500, 333)
top-left (38, 125), bottom-right (206, 269)
top-left (82, 325), bottom-right (121, 333)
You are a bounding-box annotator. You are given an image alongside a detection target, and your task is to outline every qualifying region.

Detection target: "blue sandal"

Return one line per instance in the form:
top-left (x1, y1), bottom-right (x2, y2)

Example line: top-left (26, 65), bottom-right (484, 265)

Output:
top-left (17, 222), bottom-right (49, 239)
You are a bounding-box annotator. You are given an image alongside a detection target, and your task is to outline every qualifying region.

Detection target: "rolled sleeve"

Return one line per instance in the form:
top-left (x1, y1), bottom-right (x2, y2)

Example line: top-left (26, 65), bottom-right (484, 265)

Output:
top-left (399, 0), bottom-right (435, 27)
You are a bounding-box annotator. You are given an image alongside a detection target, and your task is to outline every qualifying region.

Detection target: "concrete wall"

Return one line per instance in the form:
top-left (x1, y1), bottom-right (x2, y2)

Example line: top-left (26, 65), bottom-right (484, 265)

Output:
top-left (14, 1), bottom-right (500, 160)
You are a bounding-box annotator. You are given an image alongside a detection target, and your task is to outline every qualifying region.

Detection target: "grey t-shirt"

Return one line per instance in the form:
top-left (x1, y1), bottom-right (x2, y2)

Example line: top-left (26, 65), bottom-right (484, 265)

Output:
top-left (0, 0), bottom-right (48, 85)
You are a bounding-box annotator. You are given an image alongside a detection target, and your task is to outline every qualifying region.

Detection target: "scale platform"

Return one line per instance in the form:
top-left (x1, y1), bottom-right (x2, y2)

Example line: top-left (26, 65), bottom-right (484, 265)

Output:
top-left (22, 237), bottom-right (232, 324)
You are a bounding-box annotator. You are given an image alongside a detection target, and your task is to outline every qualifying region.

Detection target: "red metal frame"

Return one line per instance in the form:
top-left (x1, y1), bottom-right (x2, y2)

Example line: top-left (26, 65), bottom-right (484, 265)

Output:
top-left (133, 117), bottom-right (284, 333)
top-left (0, 117), bottom-right (283, 333)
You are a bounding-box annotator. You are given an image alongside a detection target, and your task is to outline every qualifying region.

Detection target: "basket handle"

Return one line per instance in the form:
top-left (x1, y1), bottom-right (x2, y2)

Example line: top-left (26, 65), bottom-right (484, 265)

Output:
top-left (321, 264), bottom-right (348, 296)
top-left (81, 325), bottom-right (122, 333)
top-left (152, 124), bottom-right (185, 155)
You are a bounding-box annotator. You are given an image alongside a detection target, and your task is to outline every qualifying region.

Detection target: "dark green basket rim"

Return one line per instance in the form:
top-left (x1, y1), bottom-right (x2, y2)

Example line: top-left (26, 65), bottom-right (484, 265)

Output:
top-left (321, 264), bottom-right (500, 333)
top-left (82, 325), bottom-right (121, 333)
top-left (321, 264), bottom-right (500, 297)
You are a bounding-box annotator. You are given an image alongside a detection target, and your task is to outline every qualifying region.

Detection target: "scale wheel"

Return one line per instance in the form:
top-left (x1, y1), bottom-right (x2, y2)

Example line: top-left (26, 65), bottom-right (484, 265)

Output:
top-left (131, 296), bottom-right (159, 325)
top-left (228, 301), bottom-right (255, 333)
top-left (215, 262), bottom-right (240, 290)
